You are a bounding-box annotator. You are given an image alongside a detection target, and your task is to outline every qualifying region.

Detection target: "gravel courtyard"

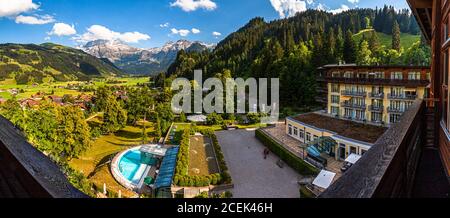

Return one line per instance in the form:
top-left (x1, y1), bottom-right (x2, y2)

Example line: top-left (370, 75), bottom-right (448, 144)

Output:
top-left (216, 129), bottom-right (301, 198)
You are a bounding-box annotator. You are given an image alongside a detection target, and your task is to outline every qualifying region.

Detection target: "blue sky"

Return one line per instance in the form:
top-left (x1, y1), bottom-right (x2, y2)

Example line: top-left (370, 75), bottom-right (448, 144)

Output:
top-left (0, 0), bottom-right (410, 48)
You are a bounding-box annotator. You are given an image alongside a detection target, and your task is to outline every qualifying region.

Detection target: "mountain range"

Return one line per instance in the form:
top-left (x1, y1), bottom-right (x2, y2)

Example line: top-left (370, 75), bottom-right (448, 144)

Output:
top-left (81, 39), bottom-right (214, 75)
top-left (0, 43), bottom-right (123, 84)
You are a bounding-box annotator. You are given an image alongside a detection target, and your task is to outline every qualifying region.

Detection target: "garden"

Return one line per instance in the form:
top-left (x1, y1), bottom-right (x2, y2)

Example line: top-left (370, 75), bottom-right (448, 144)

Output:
top-left (173, 127), bottom-right (232, 187)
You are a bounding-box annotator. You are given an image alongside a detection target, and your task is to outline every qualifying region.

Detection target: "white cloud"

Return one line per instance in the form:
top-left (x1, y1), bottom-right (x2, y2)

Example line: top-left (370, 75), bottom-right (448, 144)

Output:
top-left (44, 36), bottom-right (50, 41)
top-left (348, 0), bottom-right (359, 4)
top-left (0, 0), bottom-right (39, 17)
top-left (191, 28), bottom-right (201, 34)
top-left (328, 4), bottom-right (350, 14)
top-left (74, 25), bottom-right (151, 43)
top-left (49, 23), bottom-right (77, 36)
top-left (160, 22), bottom-right (170, 28)
top-left (269, 0), bottom-right (307, 18)
top-left (212, 31), bottom-right (221, 37)
top-left (171, 28), bottom-right (190, 37)
top-left (170, 0), bottom-right (217, 12)
top-left (316, 3), bottom-right (326, 11)
top-left (15, 14), bottom-right (55, 25)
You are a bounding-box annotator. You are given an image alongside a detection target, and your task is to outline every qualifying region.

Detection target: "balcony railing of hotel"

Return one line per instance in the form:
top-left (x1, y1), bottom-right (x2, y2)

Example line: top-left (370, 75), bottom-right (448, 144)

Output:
top-left (341, 90), bottom-right (367, 97)
top-left (369, 92), bottom-right (385, 99)
top-left (387, 106), bottom-right (406, 113)
top-left (320, 99), bottom-right (425, 198)
top-left (0, 115), bottom-right (87, 198)
top-left (341, 102), bottom-right (367, 110)
top-left (324, 76), bottom-right (430, 87)
top-left (369, 105), bottom-right (384, 112)
top-left (388, 94), bottom-right (418, 100)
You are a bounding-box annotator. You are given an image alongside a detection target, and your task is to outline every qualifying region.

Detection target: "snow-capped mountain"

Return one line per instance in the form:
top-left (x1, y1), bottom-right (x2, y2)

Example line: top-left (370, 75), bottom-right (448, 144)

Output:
top-left (81, 39), bottom-right (214, 75)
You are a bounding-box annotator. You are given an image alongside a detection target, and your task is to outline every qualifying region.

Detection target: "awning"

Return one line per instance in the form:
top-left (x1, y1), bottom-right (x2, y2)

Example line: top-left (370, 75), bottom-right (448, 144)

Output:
top-left (312, 170), bottom-right (336, 189)
top-left (345, 153), bottom-right (362, 164)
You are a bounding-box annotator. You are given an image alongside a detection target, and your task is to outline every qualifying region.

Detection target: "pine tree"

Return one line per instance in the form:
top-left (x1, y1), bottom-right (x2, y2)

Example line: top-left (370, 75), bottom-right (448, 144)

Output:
top-left (368, 31), bottom-right (381, 52)
top-left (343, 30), bottom-right (356, 63)
top-left (392, 20), bottom-right (401, 51)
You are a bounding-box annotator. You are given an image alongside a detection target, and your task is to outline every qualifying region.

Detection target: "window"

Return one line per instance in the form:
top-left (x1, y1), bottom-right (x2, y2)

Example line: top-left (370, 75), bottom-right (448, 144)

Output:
top-left (293, 127), bottom-right (298, 137)
top-left (350, 147), bottom-right (357, 154)
top-left (390, 100), bottom-right (404, 111)
top-left (331, 84), bottom-right (340, 93)
top-left (344, 72), bottom-right (353, 78)
top-left (355, 110), bottom-right (365, 120)
top-left (299, 130), bottom-right (305, 139)
top-left (313, 135), bottom-right (319, 141)
top-left (372, 86), bottom-right (384, 95)
top-left (306, 132), bottom-right (311, 142)
top-left (390, 114), bottom-right (402, 123)
top-left (331, 72), bottom-right (340, 78)
top-left (288, 124), bottom-right (292, 135)
top-left (444, 50), bottom-right (449, 131)
top-left (408, 72), bottom-right (421, 80)
top-left (331, 95), bottom-right (340, 104)
top-left (371, 112), bottom-right (383, 123)
top-left (344, 108), bottom-right (354, 119)
top-left (331, 106), bottom-right (339, 115)
top-left (390, 87), bottom-right (405, 97)
top-left (391, 72), bottom-right (403, 80)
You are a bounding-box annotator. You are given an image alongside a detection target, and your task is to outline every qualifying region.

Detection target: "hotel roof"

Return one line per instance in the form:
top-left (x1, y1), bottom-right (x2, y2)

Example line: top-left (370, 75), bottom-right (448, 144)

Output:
top-left (318, 64), bottom-right (430, 70)
top-left (289, 113), bottom-right (388, 144)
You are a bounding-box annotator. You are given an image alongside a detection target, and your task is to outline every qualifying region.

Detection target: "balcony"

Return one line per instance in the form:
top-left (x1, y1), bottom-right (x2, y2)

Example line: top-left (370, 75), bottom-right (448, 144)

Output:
top-left (369, 92), bottom-right (385, 99)
top-left (341, 102), bottom-right (366, 110)
top-left (324, 77), bottom-right (430, 87)
top-left (388, 94), bottom-right (418, 100)
top-left (369, 105), bottom-right (384, 112)
top-left (320, 100), bottom-right (426, 198)
top-left (388, 107), bottom-right (406, 113)
top-left (0, 116), bottom-right (87, 198)
top-left (341, 90), bottom-right (367, 97)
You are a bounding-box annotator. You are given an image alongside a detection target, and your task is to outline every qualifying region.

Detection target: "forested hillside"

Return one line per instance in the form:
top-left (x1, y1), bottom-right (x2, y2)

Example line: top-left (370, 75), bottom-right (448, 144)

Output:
top-left (165, 6), bottom-right (430, 107)
top-left (0, 43), bottom-right (123, 84)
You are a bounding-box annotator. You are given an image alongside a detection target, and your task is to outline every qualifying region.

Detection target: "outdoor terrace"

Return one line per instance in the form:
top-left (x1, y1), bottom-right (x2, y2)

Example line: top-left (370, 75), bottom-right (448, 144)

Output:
top-left (291, 113), bottom-right (388, 144)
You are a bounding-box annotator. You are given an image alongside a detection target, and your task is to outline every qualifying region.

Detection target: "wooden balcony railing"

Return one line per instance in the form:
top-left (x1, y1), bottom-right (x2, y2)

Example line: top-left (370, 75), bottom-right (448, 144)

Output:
top-left (320, 99), bottom-right (425, 198)
top-left (0, 116), bottom-right (87, 198)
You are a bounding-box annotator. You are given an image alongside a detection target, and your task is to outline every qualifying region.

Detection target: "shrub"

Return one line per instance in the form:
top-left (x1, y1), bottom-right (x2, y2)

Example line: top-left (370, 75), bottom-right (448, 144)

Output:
top-left (255, 129), bottom-right (319, 176)
top-left (299, 186), bottom-right (316, 198)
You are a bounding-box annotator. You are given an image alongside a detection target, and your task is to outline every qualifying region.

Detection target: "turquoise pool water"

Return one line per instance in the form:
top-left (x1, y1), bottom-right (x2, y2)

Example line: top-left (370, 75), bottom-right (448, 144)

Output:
top-left (118, 150), bottom-right (145, 184)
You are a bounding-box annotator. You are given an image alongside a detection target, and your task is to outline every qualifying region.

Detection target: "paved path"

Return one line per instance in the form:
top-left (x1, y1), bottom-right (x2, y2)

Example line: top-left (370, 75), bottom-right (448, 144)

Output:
top-left (216, 129), bottom-right (301, 198)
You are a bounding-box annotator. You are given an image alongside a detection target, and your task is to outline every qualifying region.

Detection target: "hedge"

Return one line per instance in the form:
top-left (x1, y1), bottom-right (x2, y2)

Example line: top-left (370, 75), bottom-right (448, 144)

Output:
top-left (255, 129), bottom-right (319, 176)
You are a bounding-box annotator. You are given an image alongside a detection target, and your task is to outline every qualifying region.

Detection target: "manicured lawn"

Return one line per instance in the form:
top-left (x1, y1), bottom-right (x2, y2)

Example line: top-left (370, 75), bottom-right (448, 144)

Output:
top-left (69, 120), bottom-right (155, 198)
top-left (189, 135), bottom-right (220, 176)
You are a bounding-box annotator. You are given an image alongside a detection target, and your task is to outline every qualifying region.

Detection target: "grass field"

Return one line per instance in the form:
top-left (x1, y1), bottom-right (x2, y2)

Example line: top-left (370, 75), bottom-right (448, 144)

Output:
top-left (353, 29), bottom-right (421, 50)
top-left (0, 77), bottom-right (150, 100)
top-left (69, 117), bottom-right (155, 198)
top-left (189, 135), bottom-right (220, 176)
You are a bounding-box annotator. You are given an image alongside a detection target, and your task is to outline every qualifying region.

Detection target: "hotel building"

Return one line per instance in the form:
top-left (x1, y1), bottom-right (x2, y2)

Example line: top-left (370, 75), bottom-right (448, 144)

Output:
top-left (319, 64), bottom-right (431, 125)
top-left (286, 65), bottom-right (430, 161)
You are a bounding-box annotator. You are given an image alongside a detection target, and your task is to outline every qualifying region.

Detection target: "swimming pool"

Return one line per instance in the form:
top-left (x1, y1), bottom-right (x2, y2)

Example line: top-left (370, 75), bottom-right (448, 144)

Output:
top-left (118, 150), bottom-right (148, 185)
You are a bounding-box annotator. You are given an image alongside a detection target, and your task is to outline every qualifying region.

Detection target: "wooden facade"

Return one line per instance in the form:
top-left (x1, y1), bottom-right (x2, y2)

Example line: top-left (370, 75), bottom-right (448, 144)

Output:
top-left (409, 0), bottom-right (450, 179)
